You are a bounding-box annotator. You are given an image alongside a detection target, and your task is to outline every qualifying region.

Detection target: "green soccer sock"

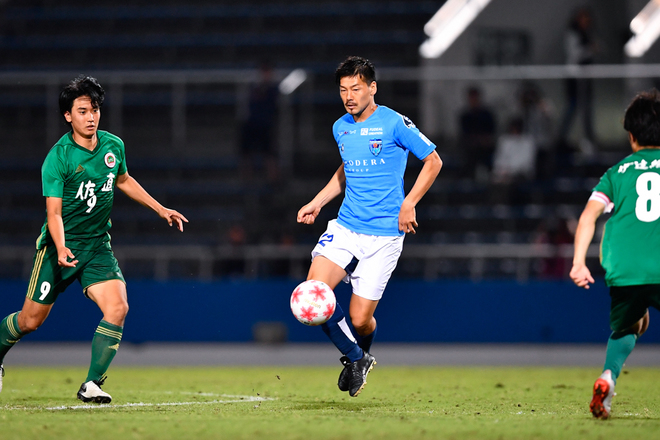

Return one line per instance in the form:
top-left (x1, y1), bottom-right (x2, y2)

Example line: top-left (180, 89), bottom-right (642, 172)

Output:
top-left (86, 320), bottom-right (123, 382)
top-left (603, 331), bottom-right (638, 383)
top-left (0, 312), bottom-right (25, 365)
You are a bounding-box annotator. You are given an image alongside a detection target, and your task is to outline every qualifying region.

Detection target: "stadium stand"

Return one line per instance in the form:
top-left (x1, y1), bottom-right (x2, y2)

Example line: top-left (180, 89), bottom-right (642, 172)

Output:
top-left (0, 1), bottom-right (437, 70)
top-left (0, 0), bottom-right (609, 281)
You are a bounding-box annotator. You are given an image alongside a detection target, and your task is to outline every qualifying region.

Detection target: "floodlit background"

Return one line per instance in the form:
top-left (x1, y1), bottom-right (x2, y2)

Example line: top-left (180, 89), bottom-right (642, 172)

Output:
top-left (1, 0), bottom-right (660, 352)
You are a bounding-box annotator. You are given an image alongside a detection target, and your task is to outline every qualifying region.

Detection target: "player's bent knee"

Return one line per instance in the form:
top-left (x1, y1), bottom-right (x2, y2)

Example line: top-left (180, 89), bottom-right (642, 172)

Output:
top-left (17, 314), bottom-right (46, 333)
top-left (628, 312), bottom-right (650, 337)
top-left (638, 316), bottom-right (649, 336)
top-left (641, 311), bottom-right (650, 335)
top-left (104, 302), bottom-right (129, 324)
top-left (350, 317), bottom-right (374, 335)
top-left (116, 301), bottom-right (129, 319)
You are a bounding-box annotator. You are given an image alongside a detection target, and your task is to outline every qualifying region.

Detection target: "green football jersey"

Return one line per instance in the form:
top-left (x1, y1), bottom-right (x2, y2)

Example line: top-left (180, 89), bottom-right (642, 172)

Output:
top-left (36, 130), bottom-right (127, 250)
top-left (594, 148), bottom-right (660, 286)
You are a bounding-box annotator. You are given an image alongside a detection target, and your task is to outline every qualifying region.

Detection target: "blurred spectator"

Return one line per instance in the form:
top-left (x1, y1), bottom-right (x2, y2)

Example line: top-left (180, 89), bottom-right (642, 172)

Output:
top-left (558, 7), bottom-right (598, 162)
top-left (228, 224), bottom-right (246, 247)
top-left (518, 81), bottom-right (555, 179)
top-left (492, 117), bottom-right (536, 184)
top-left (240, 62), bottom-right (280, 182)
top-left (222, 224), bottom-right (247, 277)
top-left (532, 217), bottom-right (574, 279)
top-left (458, 86), bottom-right (497, 181)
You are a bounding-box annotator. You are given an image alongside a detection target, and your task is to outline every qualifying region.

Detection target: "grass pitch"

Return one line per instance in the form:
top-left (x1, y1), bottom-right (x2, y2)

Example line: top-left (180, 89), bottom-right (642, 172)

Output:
top-left (1, 366), bottom-right (660, 439)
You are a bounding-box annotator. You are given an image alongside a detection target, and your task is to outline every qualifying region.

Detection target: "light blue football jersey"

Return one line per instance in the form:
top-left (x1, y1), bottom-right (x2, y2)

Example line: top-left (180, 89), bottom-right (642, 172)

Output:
top-left (332, 105), bottom-right (436, 236)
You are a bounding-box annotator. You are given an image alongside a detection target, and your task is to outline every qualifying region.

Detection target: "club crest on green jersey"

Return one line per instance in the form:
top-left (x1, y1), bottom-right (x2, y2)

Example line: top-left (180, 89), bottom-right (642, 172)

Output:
top-left (104, 152), bottom-right (116, 168)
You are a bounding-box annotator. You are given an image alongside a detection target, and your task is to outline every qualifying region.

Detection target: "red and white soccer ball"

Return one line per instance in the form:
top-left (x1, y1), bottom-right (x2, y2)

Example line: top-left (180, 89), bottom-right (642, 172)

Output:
top-left (290, 280), bottom-right (336, 326)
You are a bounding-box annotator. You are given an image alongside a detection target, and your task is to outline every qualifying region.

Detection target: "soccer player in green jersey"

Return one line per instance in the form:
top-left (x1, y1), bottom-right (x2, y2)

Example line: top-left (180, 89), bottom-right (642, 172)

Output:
top-left (0, 76), bottom-right (188, 403)
top-left (571, 89), bottom-right (660, 419)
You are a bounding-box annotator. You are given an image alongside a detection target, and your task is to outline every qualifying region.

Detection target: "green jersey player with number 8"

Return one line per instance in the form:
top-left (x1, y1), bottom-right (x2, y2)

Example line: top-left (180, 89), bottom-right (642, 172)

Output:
top-left (571, 89), bottom-right (660, 419)
top-left (0, 76), bottom-right (188, 403)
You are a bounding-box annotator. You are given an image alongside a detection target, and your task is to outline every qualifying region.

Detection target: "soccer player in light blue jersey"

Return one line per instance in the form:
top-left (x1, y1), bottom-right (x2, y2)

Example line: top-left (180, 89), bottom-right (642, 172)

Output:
top-left (297, 56), bottom-right (442, 397)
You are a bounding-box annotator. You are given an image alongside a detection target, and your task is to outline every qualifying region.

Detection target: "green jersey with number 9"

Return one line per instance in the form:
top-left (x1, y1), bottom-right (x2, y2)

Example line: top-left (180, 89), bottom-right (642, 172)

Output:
top-left (594, 148), bottom-right (660, 286)
top-left (36, 130), bottom-right (127, 251)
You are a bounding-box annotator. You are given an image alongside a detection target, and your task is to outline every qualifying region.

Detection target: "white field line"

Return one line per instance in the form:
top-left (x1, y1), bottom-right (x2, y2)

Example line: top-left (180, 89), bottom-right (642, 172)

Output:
top-left (2, 394), bottom-right (273, 411)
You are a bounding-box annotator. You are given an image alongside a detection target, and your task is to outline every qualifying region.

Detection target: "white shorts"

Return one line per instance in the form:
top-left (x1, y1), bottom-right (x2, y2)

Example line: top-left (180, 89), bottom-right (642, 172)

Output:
top-left (311, 220), bottom-right (404, 301)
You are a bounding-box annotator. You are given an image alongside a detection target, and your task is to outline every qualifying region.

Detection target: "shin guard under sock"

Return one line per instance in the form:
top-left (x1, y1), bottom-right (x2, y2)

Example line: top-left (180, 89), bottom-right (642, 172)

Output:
top-left (0, 312), bottom-right (25, 365)
top-left (86, 320), bottom-right (123, 382)
top-left (603, 330), bottom-right (637, 383)
top-left (321, 303), bottom-right (363, 362)
top-left (355, 325), bottom-right (377, 353)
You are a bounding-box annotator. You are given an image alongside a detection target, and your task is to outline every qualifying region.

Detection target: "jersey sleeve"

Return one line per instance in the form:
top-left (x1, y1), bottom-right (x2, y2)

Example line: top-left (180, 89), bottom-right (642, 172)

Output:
top-left (591, 170), bottom-right (614, 212)
top-left (117, 138), bottom-right (128, 175)
top-left (41, 147), bottom-right (67, 197)
top-left (393, 113), bottom-right (436, 160)
top-left (332, 119), bottom-right (341, 145)
top-left (593, 170), bottom-right (613, 200)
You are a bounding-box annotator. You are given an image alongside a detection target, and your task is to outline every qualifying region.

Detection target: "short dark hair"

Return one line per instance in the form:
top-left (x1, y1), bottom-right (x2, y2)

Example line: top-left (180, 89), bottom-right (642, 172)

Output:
top-left (59, 75), bottom-right (105, 122)
top-left (335, 56), bottom-right (376, 86)
top-left (624, 89), bottom-right (660, 146)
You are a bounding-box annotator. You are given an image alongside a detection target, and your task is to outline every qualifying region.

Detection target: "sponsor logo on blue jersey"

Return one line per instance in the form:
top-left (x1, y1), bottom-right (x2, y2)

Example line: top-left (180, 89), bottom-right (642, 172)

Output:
top-left (344, 158), bottom-right (386, 168)
top-left (361, 127), bottom-right (383, 135)
top-left (369, 139), bottom-right (383, 156)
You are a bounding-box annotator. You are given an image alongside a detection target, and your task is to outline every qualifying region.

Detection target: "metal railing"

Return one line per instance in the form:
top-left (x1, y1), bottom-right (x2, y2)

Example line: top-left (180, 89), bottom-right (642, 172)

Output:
top-left (0, 243), bottom-right (599, 282)
top-left (1, 63), bottom-right (658, 163)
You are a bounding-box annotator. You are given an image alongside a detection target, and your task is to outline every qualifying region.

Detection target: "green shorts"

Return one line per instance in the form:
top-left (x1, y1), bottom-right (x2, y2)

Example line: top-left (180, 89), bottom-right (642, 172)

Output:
top-left (609, 284), bottom-right (660, 332)
top-left (26, 242), bottom-right (125, 305)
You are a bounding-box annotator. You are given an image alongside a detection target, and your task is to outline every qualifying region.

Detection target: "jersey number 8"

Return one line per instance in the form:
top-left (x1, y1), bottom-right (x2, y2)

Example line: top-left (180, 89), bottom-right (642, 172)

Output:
top-left (635, 172), bottom-right (660, 222)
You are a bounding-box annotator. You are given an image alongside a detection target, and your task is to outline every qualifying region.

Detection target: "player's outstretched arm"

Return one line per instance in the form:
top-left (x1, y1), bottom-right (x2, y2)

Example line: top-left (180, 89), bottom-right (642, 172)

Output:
top-left (46, 197), bottom-right (78, 267)
top-left (398, 151), bottom-right (442, 234)
top-left (570, 200), bottom-right (605, 289)
top-left (297, 164), bottom-right (346, 225)
top-left (115, 172), bottom-right (189, 232)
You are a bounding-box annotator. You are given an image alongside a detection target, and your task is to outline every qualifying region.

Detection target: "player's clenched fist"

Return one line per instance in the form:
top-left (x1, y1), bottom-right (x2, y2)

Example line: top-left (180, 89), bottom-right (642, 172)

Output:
top-left (297, 203), bottom-right (320, 225)
top-left (570, 263), bottom-right (595, 289)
